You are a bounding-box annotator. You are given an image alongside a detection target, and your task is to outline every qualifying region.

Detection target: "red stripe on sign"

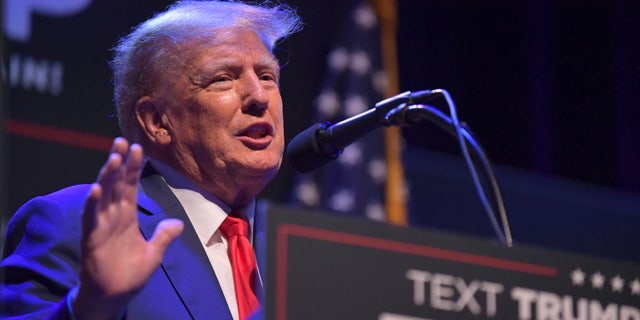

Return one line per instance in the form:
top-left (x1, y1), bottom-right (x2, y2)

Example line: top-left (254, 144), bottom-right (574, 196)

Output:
top-left (5, 119), bottom-right (114, 153)
top-left (284, 223), bottom-right (557, 275)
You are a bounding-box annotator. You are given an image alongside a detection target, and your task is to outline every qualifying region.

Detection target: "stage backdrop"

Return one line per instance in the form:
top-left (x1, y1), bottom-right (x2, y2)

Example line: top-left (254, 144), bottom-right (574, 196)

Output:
top-left (2, 1), bottom-right (640, 262)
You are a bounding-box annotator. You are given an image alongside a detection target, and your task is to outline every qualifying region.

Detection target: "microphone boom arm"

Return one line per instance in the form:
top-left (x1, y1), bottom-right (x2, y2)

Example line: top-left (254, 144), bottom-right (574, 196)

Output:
top-left (325, 90), bottom-right (437, 151)
top-left (287, 90), bottom-right (436, 173)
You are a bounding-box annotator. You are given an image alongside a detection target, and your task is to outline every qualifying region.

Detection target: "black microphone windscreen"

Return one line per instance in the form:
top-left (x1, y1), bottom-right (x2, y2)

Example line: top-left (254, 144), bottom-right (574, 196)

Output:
top-left (286, 123), bottom-right (338, 173)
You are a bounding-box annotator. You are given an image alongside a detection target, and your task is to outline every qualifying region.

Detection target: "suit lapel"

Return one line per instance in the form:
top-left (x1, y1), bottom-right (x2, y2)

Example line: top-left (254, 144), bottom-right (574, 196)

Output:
top-left (137, 165), bottom-right (233, 320)
top-left (253, 201), bottom-right (268, 302)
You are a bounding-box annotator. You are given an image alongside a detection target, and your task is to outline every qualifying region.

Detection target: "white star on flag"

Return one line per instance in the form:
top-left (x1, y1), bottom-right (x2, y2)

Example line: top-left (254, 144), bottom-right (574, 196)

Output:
top-left (630, 278), bottom-right (640, 295)
top-left (570, 268), bottom-right (586, 286)
top-left (329, 188), bottom-right (356, 212)
top-left (353, 4), bottom-right (376, 30)
top-left (591, 271), bottom-right (605, 289)
top-left (316, 90), bottom-right (340, 118)
top-left (350, 51), bottom-right (371, 75)
top-left (328, 47), bottom-right (349, 71)
top-left (338, 142), bottom-right (363, 166)
top-left (365, 202), bottom-right (386, 221)
top-left (610, 275), bottom-right (624, 293)
top-left (368, 158), bottom-right (387, 184)
top-left (344, 94), bottom-right (368, 117)
top-left (295, 178), bottom-right (320, 206)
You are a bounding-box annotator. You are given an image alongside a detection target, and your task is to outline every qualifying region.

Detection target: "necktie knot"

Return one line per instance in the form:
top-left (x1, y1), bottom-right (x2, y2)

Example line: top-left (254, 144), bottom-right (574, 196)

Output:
top-left (219, 214), bottom-right (248, 238)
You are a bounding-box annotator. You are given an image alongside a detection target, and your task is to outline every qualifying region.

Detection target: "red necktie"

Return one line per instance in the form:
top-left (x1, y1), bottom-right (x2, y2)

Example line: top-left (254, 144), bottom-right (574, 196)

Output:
top-left (219, 212), bottom-right (260, 320)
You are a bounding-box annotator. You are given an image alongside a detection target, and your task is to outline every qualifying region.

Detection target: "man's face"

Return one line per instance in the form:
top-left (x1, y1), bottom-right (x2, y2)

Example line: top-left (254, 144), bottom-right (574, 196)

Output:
top-left (151, 28), bottom-right (284, 199)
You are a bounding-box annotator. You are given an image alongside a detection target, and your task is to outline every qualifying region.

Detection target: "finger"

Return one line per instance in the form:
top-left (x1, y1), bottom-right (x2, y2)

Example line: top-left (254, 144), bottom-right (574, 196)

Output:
top-left (121, 143), bottom-right (144, 202)
top-left (109, 138), bottom-right (135, 203)
top-left (100, 138), bottom-right (128, 185)
top-left (111, 137), bottom-right (130, 157)
top-left (148, 219), bottom-right (184, 262)
top-left (110, 144), bottom-right (144, 226)
top-left (82, 183), bottom-right (102, 235)
top-left (125, 144), bottom-right (144, 186)
top-left (97, 152), bottom-right (124, 211)
top-left (96, 148), bottom-right (121, 183)
top-left (104, 137), bottom-right (138, 204)
top-left (101, 137), bottom-right (129, 193)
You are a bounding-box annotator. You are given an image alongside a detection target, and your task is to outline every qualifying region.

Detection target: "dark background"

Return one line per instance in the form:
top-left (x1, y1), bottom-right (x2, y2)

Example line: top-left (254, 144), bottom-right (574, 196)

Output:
top-left (2, 1), bottom-right (639, 262)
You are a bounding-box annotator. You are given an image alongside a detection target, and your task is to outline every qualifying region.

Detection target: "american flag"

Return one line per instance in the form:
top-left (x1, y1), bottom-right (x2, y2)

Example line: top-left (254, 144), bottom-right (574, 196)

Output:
top-left (290, 0), bottom-right (389, 221)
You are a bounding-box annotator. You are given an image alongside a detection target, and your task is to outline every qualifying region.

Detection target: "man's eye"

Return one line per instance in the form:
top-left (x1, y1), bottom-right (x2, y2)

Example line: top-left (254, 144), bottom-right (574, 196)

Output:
top-left (214, 76), bottom-right (231, 82)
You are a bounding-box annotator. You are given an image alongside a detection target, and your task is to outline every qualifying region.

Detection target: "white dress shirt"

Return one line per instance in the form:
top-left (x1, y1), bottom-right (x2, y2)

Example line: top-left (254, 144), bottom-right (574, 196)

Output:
top-left (150, 159), bottom-right (255, 320)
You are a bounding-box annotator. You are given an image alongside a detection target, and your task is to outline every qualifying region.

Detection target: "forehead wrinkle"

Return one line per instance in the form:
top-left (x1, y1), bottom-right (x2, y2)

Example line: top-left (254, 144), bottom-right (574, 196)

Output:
top-left (189, 28), bottom-right (279, 69)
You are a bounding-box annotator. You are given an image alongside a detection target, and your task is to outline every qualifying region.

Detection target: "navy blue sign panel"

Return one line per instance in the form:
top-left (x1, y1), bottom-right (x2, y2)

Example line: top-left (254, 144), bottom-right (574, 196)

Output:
top-left (264, 203), bottom-right (640, 320)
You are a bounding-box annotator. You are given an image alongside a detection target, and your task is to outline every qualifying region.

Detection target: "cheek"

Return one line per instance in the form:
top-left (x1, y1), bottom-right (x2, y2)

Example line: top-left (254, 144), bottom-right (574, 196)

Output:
top-left (272, 110), bottom-right (285, 145)
top-left (194, 96), bottom-right (237, 128)
top-left (214, 93), bottom-right (237, 109)
top-left (270, 98), bottom-right (284, 125)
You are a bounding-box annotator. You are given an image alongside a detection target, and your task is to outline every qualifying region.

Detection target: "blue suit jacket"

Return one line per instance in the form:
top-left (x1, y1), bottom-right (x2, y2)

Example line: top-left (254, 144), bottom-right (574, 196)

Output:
top-left (1, 165), bottom-right (265, 319)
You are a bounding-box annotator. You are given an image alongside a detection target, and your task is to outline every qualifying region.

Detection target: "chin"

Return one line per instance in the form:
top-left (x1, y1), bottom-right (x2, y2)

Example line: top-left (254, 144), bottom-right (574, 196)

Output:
top-left (239, 160), bottom-right (280, 179)
top-left (231, 149), bottom-right (281, 178)
top-left (255, 163), bottom-right (280, 179)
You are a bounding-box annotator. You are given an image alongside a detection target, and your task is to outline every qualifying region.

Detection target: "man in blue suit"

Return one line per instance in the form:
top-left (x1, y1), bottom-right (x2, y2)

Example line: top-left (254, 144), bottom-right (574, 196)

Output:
top-left (0, 1), bottom-right (301, 319)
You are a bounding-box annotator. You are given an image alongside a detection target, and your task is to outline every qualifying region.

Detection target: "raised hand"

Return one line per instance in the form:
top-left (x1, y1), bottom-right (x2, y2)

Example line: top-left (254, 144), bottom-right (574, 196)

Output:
top-left (73, 138), bottom-right (184, 320)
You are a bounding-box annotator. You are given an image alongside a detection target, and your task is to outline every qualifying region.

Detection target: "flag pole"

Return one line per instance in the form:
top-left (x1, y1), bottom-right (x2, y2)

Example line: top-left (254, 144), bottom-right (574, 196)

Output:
top-left (368, 0), bottom-right (408, 226)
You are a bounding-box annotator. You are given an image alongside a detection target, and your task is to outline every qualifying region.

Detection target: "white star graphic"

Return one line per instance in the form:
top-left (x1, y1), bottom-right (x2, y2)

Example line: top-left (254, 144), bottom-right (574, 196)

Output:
top-left (327, 47), bottom-right (349, 72)
top-left (365, 202), bottom-right (385, 221)
top-left (350, 51), bottom-right (371, 75)
top-left (371, 69), bottom-right (389, 95)
top-left (343, 94), bottom-right (368, 117)
top-left (610, 275), bottom-right (624, 293)
top-left (338, 143), bottom-right (362, 166)
top-left (295, 179), bottom-right (320, 206)
top-left (315, 90), bottom-right (340, 118)
top-left (367, 158), bottom-right (386, 184)
top-left (630, 278), bottom-right (640, 295)
top-left (329, 188), bottom-right (355, 212)
top-left (353, 4), bottom-right (377, 30)
top-left (591, 271), bottom-right (605, 289)
top-left (570, 268), bottom-right (586, 286)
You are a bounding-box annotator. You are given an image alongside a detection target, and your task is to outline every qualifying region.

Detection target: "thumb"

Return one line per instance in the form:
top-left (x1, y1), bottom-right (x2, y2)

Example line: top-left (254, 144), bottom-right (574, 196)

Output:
top-left (148, 218), bottom-right (184, 258)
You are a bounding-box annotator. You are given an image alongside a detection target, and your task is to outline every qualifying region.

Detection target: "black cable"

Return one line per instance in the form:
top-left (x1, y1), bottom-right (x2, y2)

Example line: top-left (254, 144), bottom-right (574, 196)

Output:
top-left (386, 96), bottom-right (513, 246)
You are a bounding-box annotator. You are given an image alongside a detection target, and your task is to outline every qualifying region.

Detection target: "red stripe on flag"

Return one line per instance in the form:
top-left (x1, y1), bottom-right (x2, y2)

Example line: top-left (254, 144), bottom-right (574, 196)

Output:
top-left (4, 119), bottom-right (114, 153)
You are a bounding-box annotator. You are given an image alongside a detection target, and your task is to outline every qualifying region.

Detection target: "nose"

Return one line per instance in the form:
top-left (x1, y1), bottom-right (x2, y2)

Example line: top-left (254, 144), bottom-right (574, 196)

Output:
top-left (241, 73), bottom-right (270, 115)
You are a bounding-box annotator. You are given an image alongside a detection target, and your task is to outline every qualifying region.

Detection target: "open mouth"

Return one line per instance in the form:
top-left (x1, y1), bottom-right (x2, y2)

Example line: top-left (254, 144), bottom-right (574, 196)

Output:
top-left (243, 125), bottom-right (271, 139)
top-left (238, 123), bottom-right (274, 148)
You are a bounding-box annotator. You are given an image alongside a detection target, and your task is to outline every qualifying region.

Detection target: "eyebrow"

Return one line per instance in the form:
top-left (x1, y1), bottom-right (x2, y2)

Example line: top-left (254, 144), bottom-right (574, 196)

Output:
top-left (190, 55), bottom-right (280, 84)
top-left (253, 54), bottom-right (281, 72)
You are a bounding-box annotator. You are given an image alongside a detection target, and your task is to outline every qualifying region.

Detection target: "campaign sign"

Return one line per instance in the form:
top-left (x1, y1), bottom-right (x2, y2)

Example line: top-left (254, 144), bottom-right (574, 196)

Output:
top-left (264, 204), bottom-right (640, 320)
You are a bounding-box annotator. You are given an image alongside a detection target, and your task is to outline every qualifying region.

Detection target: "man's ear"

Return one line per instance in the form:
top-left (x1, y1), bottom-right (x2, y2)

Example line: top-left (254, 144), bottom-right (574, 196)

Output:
top-left (135, 96), bottom-right (171, 145)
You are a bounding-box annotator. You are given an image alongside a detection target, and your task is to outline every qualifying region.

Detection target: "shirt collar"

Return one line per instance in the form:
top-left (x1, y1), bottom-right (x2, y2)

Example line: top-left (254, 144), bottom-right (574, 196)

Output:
top-left (149, 159), bottom-right (256, 245)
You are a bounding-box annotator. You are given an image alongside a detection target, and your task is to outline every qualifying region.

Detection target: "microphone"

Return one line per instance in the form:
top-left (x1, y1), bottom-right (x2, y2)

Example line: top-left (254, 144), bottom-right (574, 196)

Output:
top-left (286, 90), bottom-right (437, 173)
